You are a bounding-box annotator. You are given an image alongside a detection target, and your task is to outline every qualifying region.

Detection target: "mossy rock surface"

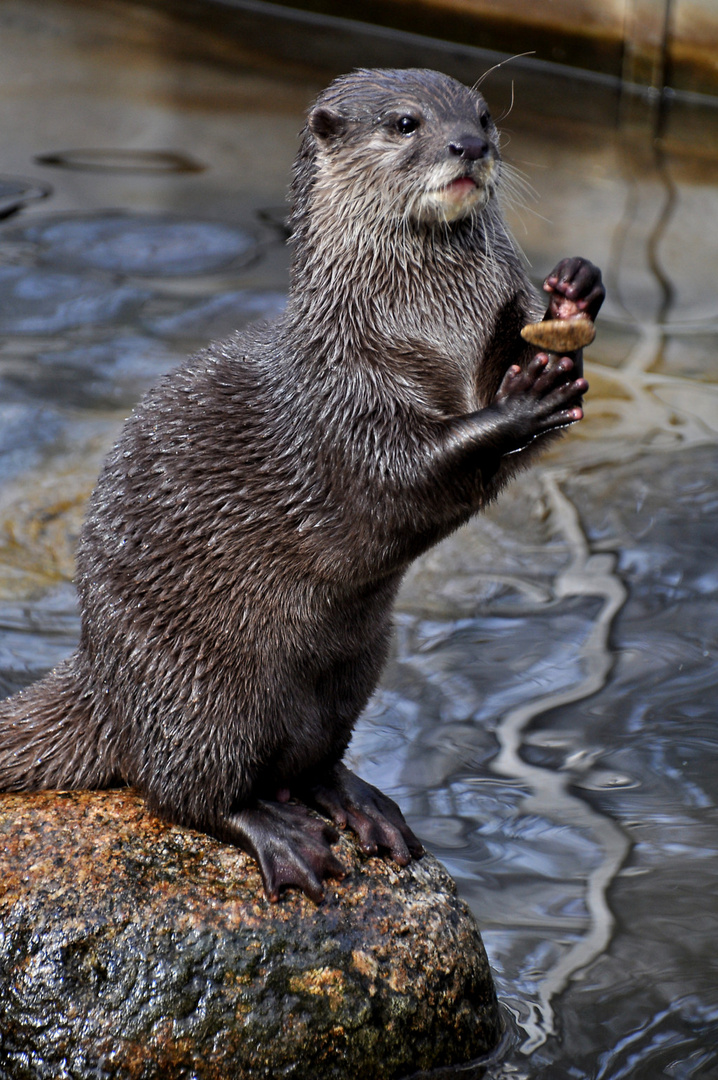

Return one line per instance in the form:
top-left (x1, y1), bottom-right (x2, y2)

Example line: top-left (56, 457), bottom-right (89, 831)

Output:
top-left (0, 789), bottom-right (500, 1079)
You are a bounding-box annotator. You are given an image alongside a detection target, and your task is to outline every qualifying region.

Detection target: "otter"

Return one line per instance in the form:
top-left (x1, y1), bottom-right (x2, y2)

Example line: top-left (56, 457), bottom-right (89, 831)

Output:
top-left (0, 68), bottom-right (604, 902)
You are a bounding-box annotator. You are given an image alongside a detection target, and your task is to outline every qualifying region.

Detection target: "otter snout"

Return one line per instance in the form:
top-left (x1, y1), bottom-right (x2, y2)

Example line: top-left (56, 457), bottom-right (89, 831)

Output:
top-left (418, 126), bottom-right (497, 224)
top-left (447, 134), bottom-right (491, 161)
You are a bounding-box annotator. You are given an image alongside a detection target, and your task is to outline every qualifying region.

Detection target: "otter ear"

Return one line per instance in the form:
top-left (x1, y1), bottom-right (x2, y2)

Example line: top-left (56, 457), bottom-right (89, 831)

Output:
top-left (309, 106), bottom-right (347, 141)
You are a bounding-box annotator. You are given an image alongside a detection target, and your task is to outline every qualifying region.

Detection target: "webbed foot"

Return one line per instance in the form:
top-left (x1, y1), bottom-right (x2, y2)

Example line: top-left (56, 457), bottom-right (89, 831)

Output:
top-left (227, 799), bottom-right (346, 903)
top-left (306, 763), bottom-right (424, 866)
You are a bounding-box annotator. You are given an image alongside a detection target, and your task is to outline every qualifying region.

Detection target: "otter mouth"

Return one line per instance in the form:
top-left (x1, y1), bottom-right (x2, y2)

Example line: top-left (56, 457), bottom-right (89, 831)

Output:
top-left (441, 177), bottom-right (478, 198)
top-left (428, 173), bottom-right (486, 221)
top-left (413, 163), bottom-right (494, 225)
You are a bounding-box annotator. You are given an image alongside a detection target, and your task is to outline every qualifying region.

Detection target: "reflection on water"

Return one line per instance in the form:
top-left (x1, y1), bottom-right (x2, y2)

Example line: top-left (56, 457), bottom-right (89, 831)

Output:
top-left (490, 477), bottom-right (630, 1055)
top-left (0, 0), bottom-right (717, 1076)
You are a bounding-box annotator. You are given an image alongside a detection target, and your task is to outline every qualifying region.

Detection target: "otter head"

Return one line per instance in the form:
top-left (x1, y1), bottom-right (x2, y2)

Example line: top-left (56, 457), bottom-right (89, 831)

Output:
top-left (296, 68), bottom-right (501, 232)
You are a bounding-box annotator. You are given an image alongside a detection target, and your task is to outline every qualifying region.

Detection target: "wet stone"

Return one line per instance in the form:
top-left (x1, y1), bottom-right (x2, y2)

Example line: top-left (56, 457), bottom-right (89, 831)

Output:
top-left (0, 789), bottom-right (501, 1080)
top-left (6, 212), bottom-right (259, 277)
top-left (142, 289), bottom-right (288, 339)
top-left (34, 149), bottom-right (205, 174)
top-left (27, 335), bottom-right (186, 407)
top-left (0, 403), bottom-right (62, 479)
top-left (0, 265), bottom-right (150, 335)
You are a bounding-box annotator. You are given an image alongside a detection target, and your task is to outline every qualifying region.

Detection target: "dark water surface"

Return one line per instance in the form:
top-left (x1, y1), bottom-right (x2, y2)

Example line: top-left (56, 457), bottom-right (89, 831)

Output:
top-left (1, 1), bottom-right (717, 1077)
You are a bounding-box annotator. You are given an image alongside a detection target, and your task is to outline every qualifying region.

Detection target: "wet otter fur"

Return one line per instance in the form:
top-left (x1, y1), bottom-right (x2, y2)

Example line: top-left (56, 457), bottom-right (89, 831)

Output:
top-left (0, 68), bottom-right (604, 901)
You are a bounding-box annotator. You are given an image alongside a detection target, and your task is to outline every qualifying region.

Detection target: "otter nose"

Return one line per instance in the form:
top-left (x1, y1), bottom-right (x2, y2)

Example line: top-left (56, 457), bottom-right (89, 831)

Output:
top-left (447, 135), bottom-right (490, 161)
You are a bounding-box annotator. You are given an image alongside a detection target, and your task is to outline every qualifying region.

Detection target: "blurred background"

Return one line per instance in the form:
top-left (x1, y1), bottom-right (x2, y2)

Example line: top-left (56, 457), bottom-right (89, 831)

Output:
top-left (0, 1), bottom-right (717, 1076)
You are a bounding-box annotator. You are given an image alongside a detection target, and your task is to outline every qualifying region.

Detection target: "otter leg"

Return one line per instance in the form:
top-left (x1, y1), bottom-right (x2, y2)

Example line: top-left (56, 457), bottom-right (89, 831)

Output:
top-left (223, 800), bottom-right (346, 903)
top-left (305, 762), bottom-right (424, 865)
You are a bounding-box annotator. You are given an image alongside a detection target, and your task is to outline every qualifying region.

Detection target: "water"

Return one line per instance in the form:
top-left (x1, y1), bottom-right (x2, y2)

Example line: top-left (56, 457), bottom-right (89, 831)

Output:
top-left (0, 1), bottom-right (717, 1076)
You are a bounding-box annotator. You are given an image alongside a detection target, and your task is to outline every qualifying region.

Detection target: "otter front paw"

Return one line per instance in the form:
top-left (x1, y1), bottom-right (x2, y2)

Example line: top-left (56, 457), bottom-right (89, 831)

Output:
top-left (227, 800), bottom-right (345, 903)
top-left (543, 256), bottom-right (605, 321)
top-left (493, 352), bottom-right (588, 451)
top-left (308, 763), bottom-right (424, 866)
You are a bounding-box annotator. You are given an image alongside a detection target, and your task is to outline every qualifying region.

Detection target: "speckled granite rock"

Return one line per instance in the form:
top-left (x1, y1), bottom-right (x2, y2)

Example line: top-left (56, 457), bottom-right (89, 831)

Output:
top-left (0, 789), bottom-right (500, 1080)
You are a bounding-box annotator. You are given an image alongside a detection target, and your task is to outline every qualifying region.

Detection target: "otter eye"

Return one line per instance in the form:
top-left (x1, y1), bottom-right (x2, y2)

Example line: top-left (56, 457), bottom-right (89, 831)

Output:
top-left (479, 111), bottom-right (491, 130)
top-left (395, 115), bottom-right (420, 136)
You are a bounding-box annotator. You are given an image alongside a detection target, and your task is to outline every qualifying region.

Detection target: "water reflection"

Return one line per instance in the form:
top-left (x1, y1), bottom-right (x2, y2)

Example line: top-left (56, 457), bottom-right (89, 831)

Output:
top-left (0, 0), bottom-right (717, 1076)
top-left (488, 478), bottom-right (630, 1053)
top-left (142, 289), bottom-right (287, 339)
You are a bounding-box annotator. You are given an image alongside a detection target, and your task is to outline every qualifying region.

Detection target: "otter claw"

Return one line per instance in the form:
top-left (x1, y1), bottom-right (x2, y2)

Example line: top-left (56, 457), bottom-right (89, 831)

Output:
top-left (307, 764), bottom-right (424, 865)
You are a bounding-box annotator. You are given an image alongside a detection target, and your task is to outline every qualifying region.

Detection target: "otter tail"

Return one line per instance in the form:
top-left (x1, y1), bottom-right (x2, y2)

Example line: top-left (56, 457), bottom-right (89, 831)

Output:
top-left (0, 655), bottom-right (120, 792)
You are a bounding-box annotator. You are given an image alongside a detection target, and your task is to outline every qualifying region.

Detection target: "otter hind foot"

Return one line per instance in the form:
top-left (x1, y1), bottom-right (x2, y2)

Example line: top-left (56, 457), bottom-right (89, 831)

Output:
top-left (227, 800), bottom-right (345, 903)
top-left (307, 764), bottom-right (424, 866)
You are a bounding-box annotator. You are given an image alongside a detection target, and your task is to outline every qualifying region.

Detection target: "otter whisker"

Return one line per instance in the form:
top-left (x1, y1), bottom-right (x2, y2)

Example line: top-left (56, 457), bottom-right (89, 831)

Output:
top-left (495, 81), bottom-right (516, 124)
top-left (473, 52), bottom-right (536, 91)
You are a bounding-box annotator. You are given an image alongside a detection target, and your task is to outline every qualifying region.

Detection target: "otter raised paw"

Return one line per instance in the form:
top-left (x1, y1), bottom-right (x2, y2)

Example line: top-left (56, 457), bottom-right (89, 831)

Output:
top-left (544, 256), bottom-right (605, 322)
top-left (522, 257), bottom-right (604, 353)
top-left (491, 352), bottom-right (588, 449)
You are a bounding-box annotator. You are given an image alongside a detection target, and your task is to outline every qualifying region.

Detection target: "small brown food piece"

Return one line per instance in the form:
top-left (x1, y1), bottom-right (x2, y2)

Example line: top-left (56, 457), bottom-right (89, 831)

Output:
top-left (521, 313), bottom-right (596, 352)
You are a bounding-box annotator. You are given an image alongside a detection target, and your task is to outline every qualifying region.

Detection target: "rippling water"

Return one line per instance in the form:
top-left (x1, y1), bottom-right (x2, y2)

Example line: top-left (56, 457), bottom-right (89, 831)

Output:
top-left (0, 0), bottom-right (716, 1076)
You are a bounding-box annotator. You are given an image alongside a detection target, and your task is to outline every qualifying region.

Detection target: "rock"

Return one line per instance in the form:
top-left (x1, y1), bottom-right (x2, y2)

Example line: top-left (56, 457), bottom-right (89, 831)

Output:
top-left (0, 789), bottom-right (500, 1080)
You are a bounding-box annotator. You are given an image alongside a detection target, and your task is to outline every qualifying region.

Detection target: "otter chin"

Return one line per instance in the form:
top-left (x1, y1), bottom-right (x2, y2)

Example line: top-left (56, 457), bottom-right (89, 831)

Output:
top-left (0, 67), bottom-right (603, 904)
